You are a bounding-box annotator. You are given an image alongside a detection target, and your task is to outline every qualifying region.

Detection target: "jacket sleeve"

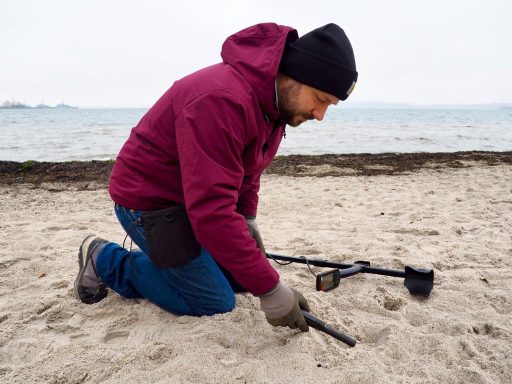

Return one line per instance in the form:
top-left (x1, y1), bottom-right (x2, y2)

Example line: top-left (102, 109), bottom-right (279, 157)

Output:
top-left (237, 172), bottom-right (261, 218)
top-left (174, 91), bottom-right (279, 295)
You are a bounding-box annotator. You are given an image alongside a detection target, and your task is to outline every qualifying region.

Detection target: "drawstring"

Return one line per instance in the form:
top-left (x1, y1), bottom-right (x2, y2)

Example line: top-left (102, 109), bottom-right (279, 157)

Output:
top-left (122, 217), bottom-right (141, 253)
top-left (274, 80), bottom-right (279, 112)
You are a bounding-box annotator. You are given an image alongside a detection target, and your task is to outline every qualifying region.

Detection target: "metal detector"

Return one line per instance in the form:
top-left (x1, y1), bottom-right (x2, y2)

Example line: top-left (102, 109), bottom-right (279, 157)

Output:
top-left (266, 253), bottom-right (434, 296)
top-left (266, 252), bottom-right (434, 347)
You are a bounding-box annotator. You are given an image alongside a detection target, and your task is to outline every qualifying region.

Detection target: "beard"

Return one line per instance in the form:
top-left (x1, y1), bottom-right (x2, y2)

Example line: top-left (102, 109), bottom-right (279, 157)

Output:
top-left (278, 80), bottom-right (314, 127)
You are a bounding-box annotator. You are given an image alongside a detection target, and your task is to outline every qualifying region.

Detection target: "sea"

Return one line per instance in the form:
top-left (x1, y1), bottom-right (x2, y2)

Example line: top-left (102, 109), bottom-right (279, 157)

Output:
top-left (1, 107), bottom-right (511, 162)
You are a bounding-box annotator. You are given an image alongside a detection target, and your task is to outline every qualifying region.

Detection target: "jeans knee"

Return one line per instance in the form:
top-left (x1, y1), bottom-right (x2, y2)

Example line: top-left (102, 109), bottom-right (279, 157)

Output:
top-left (197, 292), bottom-right (236, 316)
top-left (220, 294), bottom-right (236, 313)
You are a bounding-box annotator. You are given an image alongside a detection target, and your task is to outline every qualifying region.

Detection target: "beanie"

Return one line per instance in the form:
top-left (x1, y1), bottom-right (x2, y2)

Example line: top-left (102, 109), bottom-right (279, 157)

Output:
top-left (279, 23), bottom-right (358, 101)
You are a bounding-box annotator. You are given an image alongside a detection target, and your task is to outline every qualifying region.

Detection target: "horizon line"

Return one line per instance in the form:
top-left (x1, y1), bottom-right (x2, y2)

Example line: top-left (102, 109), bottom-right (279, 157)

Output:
top-left (2, 101), bottom-right (512, 110)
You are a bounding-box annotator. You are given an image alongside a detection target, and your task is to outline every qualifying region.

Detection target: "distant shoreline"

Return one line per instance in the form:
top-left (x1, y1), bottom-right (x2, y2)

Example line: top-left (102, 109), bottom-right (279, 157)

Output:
top-left (1, 151), bottom-right (510, 188)
top-left (0, 101), bottom-right (77, 109)
top-left (0, 105), bottom-right (77, 110)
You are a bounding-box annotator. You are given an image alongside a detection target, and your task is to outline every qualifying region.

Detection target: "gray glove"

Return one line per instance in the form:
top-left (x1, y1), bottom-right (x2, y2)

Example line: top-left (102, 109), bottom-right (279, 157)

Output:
top-left (246, 218), bottom-right (265, 254)
top-left (259, 281), bottom-right (310, 332)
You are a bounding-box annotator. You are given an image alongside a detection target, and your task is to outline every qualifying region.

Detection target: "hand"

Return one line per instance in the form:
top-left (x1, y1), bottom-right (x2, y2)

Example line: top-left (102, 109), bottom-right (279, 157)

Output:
top-left (246, 217), bottom-right (265, 254)
top-left (259, 282), bottom-right (311, 332)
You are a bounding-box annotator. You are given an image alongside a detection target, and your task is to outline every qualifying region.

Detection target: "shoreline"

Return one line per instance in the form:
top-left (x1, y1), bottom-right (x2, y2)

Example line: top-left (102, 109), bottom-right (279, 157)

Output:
top-left (1, 151), bottom-right (511, 188)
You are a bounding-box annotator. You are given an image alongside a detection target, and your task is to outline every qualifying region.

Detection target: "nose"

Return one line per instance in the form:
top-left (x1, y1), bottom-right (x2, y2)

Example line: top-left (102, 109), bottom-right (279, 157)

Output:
top-left (312, 105), bottom-right (329, 121)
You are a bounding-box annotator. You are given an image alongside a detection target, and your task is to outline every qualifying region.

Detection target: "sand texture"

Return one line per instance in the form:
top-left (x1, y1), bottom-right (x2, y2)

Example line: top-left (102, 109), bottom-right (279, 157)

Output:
top-left (1, 162), bottom-right (511, 383)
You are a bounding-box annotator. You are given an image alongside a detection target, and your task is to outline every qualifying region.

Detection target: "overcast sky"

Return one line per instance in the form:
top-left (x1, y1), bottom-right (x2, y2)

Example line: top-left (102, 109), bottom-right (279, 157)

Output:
top-left (1, 0), bottom-right (511, 107)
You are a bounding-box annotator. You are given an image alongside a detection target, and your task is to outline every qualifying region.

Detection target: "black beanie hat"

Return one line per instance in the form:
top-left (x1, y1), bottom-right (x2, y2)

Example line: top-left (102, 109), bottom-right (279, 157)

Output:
top-left (279, 23), bottom-right (358, 101)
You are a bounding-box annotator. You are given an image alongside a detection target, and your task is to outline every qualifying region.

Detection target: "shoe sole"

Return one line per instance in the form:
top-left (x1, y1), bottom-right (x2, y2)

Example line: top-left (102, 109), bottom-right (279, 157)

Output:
top-left (74, 235), bottom-right (108, 304)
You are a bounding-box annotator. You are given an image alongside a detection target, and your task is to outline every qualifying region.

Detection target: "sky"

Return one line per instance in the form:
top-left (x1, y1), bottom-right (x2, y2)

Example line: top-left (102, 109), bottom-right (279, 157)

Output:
top-left (1, 0), bottom-right (511, 108)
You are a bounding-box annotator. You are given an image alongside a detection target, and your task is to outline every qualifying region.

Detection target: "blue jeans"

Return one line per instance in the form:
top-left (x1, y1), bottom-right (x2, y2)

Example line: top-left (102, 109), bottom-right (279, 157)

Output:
top-left (95, 204), bottom-right (242, 316)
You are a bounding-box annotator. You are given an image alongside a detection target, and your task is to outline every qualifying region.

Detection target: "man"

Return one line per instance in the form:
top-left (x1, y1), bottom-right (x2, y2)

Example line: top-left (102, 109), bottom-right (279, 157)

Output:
top-left (74, 23), bottom-right (357, 332)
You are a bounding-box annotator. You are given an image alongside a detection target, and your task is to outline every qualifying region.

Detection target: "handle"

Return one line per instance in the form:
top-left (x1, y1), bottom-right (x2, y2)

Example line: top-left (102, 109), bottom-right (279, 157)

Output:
top-left (302, 311), bottom-right (357, 347)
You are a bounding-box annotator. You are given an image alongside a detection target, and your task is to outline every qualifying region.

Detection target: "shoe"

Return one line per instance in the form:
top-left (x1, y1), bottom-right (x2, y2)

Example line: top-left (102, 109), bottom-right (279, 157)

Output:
top-left (74, 235), bottom-right (109, 304)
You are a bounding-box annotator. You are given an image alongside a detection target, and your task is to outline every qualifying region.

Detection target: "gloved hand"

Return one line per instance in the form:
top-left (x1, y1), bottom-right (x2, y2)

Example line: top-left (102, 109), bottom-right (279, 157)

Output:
top-left (246, 217), bottom-right (265, 254)
top-left (259, 281), bottom-right (310, 332)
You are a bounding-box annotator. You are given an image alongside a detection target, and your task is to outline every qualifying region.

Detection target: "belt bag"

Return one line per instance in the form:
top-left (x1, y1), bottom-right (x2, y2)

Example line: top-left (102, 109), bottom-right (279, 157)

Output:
top-left (141, 205), bottom-right (201, 269)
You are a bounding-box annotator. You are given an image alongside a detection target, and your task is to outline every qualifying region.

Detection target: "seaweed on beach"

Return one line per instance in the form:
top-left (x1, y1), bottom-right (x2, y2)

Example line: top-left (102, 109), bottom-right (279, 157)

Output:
top-left (0, 151), bottom-right (511, 189)
top-left (265, 151), bottom-right (512, 177)
top-left (0, 160), bottom-right (114, 188)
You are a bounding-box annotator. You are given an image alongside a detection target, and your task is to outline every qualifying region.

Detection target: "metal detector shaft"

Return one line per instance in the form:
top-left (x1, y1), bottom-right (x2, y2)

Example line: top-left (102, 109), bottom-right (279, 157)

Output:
top-left (303, 311), bottom-right (356, 347)
top-left (266, 253), bottom-right (405, 277)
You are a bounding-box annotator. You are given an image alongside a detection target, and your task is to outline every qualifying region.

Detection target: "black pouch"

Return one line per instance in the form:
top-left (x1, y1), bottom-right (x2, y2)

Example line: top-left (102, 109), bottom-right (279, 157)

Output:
top-left (141, 205), bottom-right (201, 269)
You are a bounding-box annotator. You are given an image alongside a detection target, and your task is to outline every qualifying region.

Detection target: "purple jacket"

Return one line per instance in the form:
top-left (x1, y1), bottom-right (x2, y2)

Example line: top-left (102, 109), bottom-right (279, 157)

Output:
top-left (109, 23), bottom-right (298, 295)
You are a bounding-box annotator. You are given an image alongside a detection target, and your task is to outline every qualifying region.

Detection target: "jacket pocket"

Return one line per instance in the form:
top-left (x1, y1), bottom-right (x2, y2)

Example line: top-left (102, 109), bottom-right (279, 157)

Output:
top-left (141, 205), bottom-right (201, 269)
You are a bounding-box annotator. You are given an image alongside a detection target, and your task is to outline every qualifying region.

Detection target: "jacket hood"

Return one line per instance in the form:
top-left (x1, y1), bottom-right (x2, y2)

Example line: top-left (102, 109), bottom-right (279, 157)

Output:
top-left (221, 23), bottom-right (298, 121)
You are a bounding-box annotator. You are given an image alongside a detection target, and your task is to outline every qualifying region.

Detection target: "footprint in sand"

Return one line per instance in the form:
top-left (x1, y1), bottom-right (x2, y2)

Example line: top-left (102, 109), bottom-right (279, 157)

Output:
top-left (36, 300), bottom-right (58, 315)
top-left (362, 325), bottom-right (398, 345)
top-left (42, 225), bottom-right (70, 233)
top-left (50, 280), bottom-right (69, 289)
top-left (103, 330), bottom-right (130, 344)
top-left (45, 306), bottom-right (74, 324)
top-left (148, 343), bottom-right (176, 364)
top-left (375, 287), bottom-right (405, 311)
top-left (45, 306), bottom-right (82, 333)
top-left (472, 323), bottom-right (505, 338)
top-left (0, 257), bottom-right (29, 271)
top-left (388, 228), bottom-right (440, 236)
top-left (296, 248), bottom-right (321, 255)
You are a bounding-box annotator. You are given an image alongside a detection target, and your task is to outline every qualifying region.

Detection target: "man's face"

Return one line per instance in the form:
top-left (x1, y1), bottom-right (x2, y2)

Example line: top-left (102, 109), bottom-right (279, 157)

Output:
top-left (277, 75), bottom-right (339, 127)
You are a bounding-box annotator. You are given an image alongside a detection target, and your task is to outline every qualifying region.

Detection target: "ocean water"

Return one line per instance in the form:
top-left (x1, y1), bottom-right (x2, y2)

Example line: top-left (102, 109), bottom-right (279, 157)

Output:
top-left (1, 107), bottom-right (511, 162)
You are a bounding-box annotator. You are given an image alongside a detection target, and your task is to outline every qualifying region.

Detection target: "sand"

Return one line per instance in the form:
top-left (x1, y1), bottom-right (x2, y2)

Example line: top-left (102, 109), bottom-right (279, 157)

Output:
top-left (1, 163), bottom-right (511, 383)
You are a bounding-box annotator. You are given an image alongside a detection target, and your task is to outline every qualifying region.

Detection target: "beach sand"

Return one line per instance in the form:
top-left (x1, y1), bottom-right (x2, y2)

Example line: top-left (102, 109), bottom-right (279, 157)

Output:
top-left (1, 155), bottom-right (511, 383)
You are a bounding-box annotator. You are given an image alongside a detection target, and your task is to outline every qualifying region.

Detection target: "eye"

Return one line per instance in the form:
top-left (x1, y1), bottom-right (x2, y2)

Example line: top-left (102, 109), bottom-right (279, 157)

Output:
top-left (315, 94), bottom-right (327, 104)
